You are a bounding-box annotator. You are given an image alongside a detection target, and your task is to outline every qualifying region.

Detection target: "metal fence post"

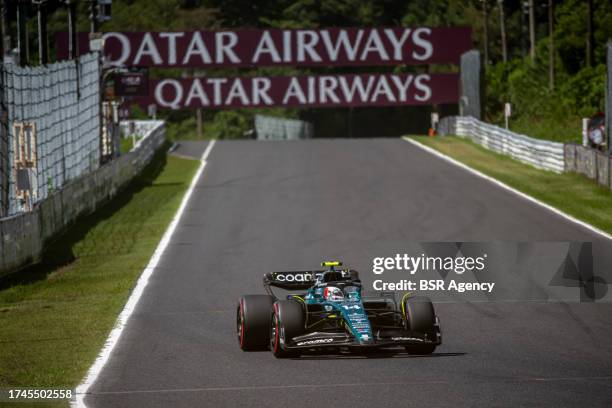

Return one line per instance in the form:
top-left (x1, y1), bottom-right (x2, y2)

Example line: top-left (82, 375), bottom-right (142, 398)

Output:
top-left (0, 62), bottom-right (7, 216)
top-left (606, 42), bottom-right (612, 154)
top-left (16, 0), bottom-right (28, 66)
top-left (0, 0), bottom-right (4, 59)
top-left (460, 50), bottom-right (483, 120)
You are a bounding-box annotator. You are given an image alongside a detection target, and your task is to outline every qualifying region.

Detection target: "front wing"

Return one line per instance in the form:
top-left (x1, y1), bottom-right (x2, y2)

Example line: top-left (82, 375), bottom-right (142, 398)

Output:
top-left (284, 328), bottom-right (441, 350)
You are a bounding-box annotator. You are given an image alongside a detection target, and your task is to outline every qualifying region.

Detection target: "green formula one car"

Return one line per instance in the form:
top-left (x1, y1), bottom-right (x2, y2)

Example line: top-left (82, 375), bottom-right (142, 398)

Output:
top-left (237, 261), bottom-right (442, 357)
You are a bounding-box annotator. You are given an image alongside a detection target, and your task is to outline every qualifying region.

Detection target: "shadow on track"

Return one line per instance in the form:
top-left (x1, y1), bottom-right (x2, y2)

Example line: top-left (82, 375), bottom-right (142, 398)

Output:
top-left (291, 352), bottom-right (467, 360)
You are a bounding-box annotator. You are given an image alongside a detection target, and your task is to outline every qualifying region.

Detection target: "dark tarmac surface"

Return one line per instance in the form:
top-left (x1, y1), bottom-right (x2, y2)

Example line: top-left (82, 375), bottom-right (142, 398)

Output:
top-left (86, 139), bottom-right (612, 407)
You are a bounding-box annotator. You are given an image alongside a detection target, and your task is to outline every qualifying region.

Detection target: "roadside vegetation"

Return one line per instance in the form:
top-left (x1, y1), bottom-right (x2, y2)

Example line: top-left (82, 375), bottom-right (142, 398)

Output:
top-left (159, 106), bottom-right (299, 141)
top-left (410, 135), bottom-right (612, 233)
top-left (485, 0), bottom-right (611, 142)
top-left (119, 135), bottom-right (134, 153)
top-left (0, 149), bottom-right (199, 401)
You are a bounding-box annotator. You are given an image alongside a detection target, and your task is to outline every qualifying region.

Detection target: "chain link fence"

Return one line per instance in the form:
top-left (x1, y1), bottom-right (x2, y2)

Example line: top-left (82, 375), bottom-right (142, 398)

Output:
top-left (2, 53), bottom-right (101, 216)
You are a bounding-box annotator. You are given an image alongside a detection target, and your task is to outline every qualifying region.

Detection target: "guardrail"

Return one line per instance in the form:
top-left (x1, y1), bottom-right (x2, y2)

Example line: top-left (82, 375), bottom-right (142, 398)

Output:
top-left (0, 120), bottom-right (165, 277)
top-left (438, 116), bottom-right (565, 173)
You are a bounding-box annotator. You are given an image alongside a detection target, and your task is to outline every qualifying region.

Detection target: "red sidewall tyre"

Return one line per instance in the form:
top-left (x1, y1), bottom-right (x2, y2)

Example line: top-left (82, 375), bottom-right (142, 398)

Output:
top-left (270, 300), bottom-right (304, 358)
top-left (237, 295), bottom-right (274, 351)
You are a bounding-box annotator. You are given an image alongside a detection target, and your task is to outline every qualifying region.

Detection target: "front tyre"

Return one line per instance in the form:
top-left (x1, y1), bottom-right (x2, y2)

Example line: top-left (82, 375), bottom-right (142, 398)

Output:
top-left (237, 295), bottom-right (274, 351)
top-left (402, 296), bottom-right (438, 355)
top-left (270, 300), bottom-right (305, 358)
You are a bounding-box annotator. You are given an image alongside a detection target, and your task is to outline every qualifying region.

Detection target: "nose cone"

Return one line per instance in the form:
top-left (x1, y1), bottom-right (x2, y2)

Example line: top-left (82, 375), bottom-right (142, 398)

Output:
top-left (340, 302), bottom-right (374, 344)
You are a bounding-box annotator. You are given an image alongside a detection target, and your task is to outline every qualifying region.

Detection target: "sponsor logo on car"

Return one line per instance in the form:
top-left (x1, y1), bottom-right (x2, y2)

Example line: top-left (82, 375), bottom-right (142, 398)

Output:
top-left (296, 338), bottom-right (334, 346)
top-left (391, 336), bottom-right (424, 342)
top-left (274, 272), bottom-right (313, 282)
top-left (273, 270), bottom-right (351, 283)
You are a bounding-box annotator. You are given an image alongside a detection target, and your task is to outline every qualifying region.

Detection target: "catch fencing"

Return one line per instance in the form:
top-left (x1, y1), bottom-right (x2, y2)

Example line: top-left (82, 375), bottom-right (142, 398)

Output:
top-left (1, 53), bottom-right (101, 216)
top-left (438, 116), bottom-right (565, 173)
top-left (255, 115), bottom-right (314, 140)
top-left (0, 120), bottom-right (165, 276)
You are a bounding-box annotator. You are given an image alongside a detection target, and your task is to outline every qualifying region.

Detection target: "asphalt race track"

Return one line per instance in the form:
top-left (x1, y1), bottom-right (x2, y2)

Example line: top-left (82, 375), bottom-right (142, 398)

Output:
top-left (84, 139), bottom-right (612, 407)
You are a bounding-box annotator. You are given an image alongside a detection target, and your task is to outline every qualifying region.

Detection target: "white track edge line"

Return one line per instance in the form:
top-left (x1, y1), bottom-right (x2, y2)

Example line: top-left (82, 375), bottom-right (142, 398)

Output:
top-left (83, 375), bottom-right (612, 395)
top-left (402, 136), bottom-right (612, 241)
top-left (73, 139), bottom-right (216, 408)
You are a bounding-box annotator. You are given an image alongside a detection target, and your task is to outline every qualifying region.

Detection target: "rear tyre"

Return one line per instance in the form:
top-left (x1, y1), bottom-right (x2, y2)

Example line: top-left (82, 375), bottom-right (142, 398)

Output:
top-left (402, 296), bottom-right (437, 355)
top-left (270, 300), bottom-right (305, 358)
top-left (237, 295), bottom-right (274, 351)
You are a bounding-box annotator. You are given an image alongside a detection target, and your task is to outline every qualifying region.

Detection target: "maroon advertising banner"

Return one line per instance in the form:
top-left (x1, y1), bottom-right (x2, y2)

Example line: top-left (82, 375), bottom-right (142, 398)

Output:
top-left (128, 73), bottom-right (459, 110)
top-left (56, 27), bottom-right (471, 68)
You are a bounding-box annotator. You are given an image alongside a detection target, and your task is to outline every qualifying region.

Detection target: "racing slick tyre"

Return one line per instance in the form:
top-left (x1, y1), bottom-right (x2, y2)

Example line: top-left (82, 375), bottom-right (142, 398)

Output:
top-left (270, 300), bottom-right (305, 358)
top-left (237, 295), bottom-right (274, 351)
top-left (402, 296), bottom-right (437, 355)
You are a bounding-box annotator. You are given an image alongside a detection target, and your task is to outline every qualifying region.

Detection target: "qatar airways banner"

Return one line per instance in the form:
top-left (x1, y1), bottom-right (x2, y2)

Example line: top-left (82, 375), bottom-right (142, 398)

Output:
top-left (56, 27), bottom-right (471, 68)
top-left (129, 73), bottom-right (459, 110)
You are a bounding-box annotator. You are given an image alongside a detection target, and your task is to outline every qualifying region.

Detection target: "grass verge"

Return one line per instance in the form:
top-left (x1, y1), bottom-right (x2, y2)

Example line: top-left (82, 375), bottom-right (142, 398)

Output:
top-left (119, 136), bottom-right (135, 154)
top-left (408, 135), bottom-right (612, 235)
top-left (0, 148), bottom-right (200, 404)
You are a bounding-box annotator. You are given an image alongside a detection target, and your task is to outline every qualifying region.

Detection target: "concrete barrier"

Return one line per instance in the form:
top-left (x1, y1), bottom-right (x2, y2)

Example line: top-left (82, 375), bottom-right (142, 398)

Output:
top-left (576, 146), bottom-right (597, 179)
top-left (564, 144), bottom-right (612, 190)
top-left (0, 120), bottom-right (165, 277)
top-left (596, 151), bottom-right (610, 187)
top-left (564, 144), bottom-right (577, 173)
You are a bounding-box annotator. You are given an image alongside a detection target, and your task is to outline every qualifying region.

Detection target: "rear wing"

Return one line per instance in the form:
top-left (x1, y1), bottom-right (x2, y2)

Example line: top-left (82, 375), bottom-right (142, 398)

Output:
top-left (263, 270), bottom-right (324, 291)
top-left (263, 269), bottom-right (358, 291)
